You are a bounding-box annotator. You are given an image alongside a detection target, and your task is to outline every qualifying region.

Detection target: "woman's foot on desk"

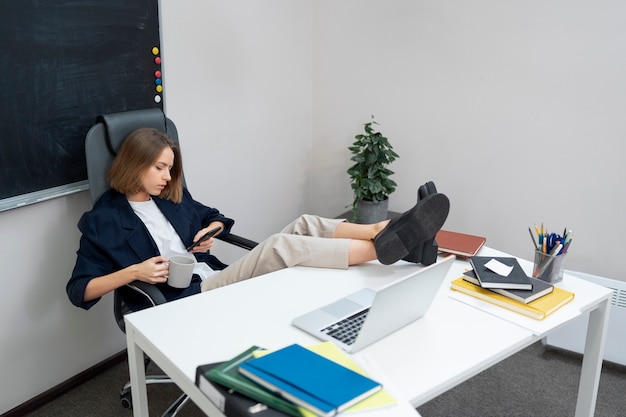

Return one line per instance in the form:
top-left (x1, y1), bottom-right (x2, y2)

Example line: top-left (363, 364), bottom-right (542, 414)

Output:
top-left (373, 193), bottom-right (449, 265)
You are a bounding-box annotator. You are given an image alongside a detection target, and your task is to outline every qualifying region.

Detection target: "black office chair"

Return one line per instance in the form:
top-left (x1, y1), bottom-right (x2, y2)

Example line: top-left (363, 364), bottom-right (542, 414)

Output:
top-left (84, 108), bottom-right (257, 416)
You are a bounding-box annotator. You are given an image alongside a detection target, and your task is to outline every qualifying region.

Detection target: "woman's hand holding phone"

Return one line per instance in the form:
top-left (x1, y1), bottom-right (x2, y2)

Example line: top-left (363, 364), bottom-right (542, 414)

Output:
top-left (186, 226), bottom-right (221, 252)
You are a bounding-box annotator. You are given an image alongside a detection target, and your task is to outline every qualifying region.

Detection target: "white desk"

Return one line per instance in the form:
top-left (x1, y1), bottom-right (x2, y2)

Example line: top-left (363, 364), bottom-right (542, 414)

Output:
top-left (124, 247), bottom-right (611, 417)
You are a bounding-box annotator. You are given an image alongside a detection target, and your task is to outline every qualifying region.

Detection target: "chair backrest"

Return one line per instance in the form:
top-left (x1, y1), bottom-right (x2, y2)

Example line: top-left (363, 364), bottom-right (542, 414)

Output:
top-left (84, 108), bottom-right (179, 204)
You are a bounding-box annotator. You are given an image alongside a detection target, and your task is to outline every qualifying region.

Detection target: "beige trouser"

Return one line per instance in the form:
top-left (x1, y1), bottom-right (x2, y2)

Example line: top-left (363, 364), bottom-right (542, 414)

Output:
top-left (201, 214), bottom-right (350, 291)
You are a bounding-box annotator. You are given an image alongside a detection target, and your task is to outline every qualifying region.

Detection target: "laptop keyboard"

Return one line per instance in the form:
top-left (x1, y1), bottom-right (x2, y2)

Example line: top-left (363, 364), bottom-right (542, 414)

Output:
top-left (321, 308), bottom-right (370, 345)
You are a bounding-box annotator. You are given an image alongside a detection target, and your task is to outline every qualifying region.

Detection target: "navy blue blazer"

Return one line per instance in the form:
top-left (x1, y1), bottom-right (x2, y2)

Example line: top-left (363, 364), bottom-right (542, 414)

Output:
top-left (67, 188), bottom-right (234, 310)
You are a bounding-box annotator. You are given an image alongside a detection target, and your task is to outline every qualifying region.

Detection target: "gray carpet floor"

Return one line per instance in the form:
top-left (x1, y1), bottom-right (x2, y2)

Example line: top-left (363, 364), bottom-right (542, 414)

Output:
top-left (28, 341), bottom-right (625, 416)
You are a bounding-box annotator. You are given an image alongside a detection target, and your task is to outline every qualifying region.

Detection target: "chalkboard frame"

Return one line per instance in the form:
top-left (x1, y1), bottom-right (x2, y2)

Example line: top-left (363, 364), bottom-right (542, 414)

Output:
top-left (0, 0), bottom-right (163, 212)
top-left (0, 180), bottom-right (89, 212)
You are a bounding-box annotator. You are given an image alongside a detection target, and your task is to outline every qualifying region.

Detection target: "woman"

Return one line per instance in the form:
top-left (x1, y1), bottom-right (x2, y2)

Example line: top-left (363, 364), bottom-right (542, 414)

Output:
top-left (67, 128), bottom-right (449, 310)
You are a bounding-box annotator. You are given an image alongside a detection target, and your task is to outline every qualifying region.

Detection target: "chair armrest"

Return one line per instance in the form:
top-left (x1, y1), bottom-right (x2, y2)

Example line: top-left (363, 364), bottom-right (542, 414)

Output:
top-left (114, 281), bottom-right (168, 333)
top-left (218, 233), bottom-right (258, 251)
top-left (126, 281), bottom-right (168, 306)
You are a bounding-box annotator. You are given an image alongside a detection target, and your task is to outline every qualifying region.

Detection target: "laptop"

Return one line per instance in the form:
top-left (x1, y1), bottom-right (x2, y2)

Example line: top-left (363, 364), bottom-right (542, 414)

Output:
top-left (292, 255), bottom-right (454, 353)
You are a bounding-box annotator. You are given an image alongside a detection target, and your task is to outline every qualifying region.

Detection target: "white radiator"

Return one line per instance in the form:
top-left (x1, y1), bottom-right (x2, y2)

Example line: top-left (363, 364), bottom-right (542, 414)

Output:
top-left (544, 270), bottom-right (626, 366)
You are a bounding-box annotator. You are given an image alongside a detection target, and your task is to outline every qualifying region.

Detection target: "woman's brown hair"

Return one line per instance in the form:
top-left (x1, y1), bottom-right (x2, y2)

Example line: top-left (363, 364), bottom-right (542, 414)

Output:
top-left (108, 128), bottom-right (184, 203)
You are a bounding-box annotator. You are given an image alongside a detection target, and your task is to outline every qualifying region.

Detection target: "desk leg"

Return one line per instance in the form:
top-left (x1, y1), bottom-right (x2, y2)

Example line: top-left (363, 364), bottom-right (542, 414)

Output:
top-left (126, 325), bottom-right (149, 417)
top-left (574, 297), bottom-right (611, 417)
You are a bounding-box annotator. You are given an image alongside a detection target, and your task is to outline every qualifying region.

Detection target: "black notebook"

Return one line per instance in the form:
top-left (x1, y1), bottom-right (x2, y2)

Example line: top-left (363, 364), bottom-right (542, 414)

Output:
top-left (463, 270), bottom-right (553, 303)
top-left (469, 256), bottom-right (532, 290)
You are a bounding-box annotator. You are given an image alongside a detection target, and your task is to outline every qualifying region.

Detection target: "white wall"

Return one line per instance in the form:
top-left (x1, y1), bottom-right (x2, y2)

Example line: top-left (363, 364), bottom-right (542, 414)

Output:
top-left (159, 0), bottom-right (313, 260)
top-left (3, 0), bottom-right (625, 413)
top-left (0, 192), bottom-right (125, 413)
top-left (311, 0), bottom-right (626, 282)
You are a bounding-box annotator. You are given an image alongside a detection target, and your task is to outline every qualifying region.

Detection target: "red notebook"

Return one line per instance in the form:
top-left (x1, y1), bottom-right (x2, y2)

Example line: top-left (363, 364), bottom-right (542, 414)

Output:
top-left (435, 230), bottom-right (486, 258)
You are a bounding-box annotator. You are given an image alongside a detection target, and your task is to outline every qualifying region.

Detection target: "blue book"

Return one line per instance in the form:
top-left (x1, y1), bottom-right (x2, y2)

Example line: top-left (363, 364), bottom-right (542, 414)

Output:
top-left (238, 344), bottom-right (382, 417)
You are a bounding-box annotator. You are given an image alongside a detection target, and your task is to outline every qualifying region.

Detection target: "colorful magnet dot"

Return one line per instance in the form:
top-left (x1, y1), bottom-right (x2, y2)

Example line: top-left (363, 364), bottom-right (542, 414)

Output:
top-left (151, 47), bottom-right (162, 103)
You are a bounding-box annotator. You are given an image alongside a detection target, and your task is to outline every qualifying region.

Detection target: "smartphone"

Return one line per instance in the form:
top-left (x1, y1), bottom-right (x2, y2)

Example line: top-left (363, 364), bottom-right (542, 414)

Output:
top-left (186, 226), bottom-right (221, 251)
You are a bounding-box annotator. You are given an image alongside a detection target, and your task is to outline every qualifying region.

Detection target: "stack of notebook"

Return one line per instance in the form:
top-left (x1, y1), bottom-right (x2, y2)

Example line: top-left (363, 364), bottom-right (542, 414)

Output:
top-left (450, 256), bottom-right (574, 320)
top-left (195, 342), bottom-right (398, 417)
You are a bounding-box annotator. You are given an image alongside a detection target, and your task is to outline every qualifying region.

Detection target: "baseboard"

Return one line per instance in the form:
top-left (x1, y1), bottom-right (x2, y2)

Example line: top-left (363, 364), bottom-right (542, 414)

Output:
top-left (1, 349), bottom-right (127, 417)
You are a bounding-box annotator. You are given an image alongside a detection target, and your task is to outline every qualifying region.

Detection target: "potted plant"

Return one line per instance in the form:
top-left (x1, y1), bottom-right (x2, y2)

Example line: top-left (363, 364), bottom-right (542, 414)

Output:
top-left (347, 116), bottom-right (399, 223)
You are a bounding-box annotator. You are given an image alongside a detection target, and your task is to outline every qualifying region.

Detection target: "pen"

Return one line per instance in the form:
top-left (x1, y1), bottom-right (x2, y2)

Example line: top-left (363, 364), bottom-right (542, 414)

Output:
top-left (563, 230), bottom-right (572, 245)
top-left (535, 252), bottom-right (557, 278)
top-left (562, 238), bottom-right (573, 254)
top-left (528, 227), bottom-right (538, 250)
top-left (550, 243), bottom-right (563, 256)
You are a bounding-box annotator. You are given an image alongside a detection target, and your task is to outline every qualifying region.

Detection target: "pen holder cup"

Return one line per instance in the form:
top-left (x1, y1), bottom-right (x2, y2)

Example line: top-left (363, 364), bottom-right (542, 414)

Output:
top-left (532, 250), bottom-right (567, 284)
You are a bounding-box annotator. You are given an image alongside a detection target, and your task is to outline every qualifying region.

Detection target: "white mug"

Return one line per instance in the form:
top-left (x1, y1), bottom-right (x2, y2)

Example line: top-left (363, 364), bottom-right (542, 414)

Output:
top-left (167, 255), bottom-right (196, 288)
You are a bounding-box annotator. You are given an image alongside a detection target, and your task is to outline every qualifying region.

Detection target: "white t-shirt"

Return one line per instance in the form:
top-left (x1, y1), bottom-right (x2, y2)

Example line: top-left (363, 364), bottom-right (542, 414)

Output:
top-left (128, 199), bottom-right (216, 280)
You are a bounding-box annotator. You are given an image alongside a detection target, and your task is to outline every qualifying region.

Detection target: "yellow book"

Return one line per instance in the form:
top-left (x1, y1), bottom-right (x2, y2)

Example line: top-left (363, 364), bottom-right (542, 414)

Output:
top-left (253, 342), bottom-right (396, 415)
top-left (450, 277), bottom-right (574, 320)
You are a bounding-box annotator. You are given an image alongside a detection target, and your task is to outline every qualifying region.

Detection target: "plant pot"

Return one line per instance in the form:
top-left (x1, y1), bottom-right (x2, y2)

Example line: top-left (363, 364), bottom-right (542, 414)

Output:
top-left (354, 198), bottom-right (389, 224)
